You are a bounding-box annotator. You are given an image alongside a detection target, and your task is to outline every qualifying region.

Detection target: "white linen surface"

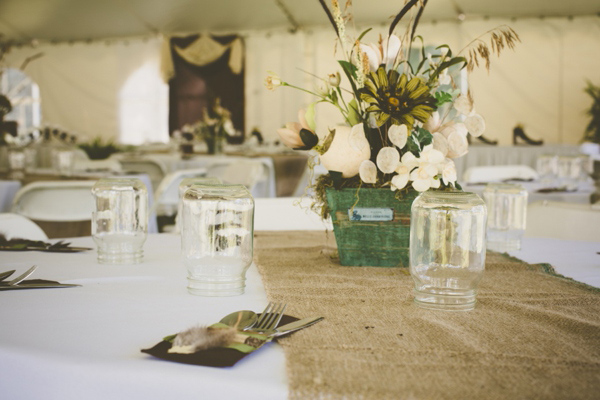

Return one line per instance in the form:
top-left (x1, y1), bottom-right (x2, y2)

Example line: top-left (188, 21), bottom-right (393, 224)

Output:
top-left (0, 234), bottom-right (287, 400)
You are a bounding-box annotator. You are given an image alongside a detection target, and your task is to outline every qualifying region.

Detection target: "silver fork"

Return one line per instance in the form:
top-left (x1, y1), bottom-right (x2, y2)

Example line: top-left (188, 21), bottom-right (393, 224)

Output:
top-left (251, 302), bottom-right (287, 332)
top-left (1, 266), bottom-right (37, 286)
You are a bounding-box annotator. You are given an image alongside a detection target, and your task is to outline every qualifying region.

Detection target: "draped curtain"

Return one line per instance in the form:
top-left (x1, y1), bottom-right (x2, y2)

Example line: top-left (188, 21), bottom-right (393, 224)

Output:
top-left (164, 34), bottom-right (245, 139)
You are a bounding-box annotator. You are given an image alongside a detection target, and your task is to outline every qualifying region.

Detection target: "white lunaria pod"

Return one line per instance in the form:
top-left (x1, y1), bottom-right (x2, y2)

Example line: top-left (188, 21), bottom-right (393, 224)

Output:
top-left (359, 160), bottom-right (377, 184)
top-left (432, 132), bottom-right (449, 157)
top-left (464, 114), bottom-right (486, 137)
top-left (376, 147), bottom-right (400, 174)
top-left (320, 125), bottom-right (371, 178)
top-left (388, 124), bottom-right (408, 149)
top-left (453, 95), bottom-right (473, 116)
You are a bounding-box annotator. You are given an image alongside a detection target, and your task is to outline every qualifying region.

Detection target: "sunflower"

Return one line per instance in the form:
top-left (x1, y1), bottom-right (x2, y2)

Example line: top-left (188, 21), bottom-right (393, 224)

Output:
top-left (360, 66), bottom-right (437, 128)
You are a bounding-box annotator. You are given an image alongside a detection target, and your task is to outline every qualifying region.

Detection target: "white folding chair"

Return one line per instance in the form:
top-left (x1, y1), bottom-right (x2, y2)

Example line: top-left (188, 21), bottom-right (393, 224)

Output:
top-left (462, 165), bottom-right (539, 184)
top-left (11, 181), bottom-right (96, 222)
top-left (253, 197), bottom-right (332, 231)
top-left (114, 157), bottom-right (167, 192)
top-left (525, 201), bottom-right (600, 242)
top-left (206, 159), bottom-right (271, 198)
top-left (0, 213), bottom-right (48, 240)
top-left (153, 168), bottom-right (208, 216)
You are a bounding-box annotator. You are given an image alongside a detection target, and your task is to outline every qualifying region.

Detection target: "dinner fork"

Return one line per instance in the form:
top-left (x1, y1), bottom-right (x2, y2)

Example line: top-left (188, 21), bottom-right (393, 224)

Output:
top-left (251, 302), bottom-right (287, 333)
top-left (1, 266), bottom-right (37, 286)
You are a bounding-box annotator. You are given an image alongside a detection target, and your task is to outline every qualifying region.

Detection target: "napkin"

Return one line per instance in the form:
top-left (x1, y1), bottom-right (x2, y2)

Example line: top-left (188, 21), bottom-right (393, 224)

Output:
top-left (0, 279), bottom-right (80, 291)
top-left (0, 235), bottom-right (92, 253)
top-left (141, 314), bottom-right (298, 368)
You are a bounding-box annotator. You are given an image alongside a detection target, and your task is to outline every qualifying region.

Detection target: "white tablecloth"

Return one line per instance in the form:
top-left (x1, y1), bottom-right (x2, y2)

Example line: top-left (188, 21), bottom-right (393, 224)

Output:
top-left (463, 179), bottom-right (595, 204)
top-left (455, 144), bottom-right (581, 182)
top-left (0, 234), bottom-right (598, 399)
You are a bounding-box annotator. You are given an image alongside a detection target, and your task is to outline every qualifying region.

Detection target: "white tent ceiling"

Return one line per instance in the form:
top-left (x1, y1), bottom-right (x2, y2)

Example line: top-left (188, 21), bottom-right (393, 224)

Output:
top-left (1, 0), bottom-right (599, 44)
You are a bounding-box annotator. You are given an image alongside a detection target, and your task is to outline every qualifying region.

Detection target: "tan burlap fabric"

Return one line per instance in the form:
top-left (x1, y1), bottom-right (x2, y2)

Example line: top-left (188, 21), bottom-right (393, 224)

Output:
top-left (254, 231), bottom-right (600, 400)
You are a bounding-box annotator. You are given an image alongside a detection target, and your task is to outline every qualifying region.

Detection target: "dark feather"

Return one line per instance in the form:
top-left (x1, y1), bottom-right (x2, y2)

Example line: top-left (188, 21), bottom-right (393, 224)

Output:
top-left (318, 0), bottom-right (340, 38)
top-left (389, 0), bottom-right (420, 36)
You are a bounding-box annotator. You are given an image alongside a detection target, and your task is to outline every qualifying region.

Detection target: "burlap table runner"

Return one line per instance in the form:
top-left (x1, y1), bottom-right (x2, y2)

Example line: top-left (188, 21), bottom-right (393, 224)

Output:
top-left (254, 231), bottom-right (600, 400)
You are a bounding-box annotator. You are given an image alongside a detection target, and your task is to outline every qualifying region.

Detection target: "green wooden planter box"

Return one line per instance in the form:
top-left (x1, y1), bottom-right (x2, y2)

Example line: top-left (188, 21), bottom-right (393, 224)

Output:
top-left (326, 188), bottom-right (419, 267)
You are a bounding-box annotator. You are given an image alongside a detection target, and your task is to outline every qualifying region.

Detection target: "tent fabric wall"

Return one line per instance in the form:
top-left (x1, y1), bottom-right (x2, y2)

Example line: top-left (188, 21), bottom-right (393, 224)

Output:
top-left (3, 16), bottom-right (600, 146)
top-left (4, 37), bottom-right (168, 144)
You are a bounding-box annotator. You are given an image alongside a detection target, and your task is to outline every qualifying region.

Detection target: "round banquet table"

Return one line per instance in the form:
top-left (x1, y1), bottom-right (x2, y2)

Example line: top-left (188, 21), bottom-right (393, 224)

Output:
top-left (0, 233), bottom-right (598, 399)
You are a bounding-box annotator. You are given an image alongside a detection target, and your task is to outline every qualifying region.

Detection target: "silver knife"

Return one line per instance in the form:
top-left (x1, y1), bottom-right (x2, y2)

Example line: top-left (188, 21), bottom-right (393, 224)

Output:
top-left (271, 316), bottom-right (324, 338)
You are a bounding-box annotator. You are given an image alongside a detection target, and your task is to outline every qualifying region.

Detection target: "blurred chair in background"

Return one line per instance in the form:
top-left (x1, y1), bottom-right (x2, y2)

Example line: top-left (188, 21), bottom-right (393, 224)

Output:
top-left (0, 213), bottom-right (48, 240)
top-left (113, 156), bottom-right (167, 191)
top-left (11, 181), bottom-right (96, 238)
top-left (206, 159), bottom-right (271, 198)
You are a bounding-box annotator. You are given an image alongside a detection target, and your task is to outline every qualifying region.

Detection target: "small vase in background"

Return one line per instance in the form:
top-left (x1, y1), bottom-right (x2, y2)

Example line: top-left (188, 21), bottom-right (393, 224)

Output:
top-left (410, 191), bottom-right (487, 311)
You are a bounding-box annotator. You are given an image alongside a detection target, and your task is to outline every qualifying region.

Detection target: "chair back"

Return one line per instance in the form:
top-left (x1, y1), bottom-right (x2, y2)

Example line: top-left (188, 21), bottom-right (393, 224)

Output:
top-left (11, 181), bottom-right (96, 221)
top-left (462, 165), bottom-right (539, 184)
top-left (253, 197), bottom-right (332, 231)
top-left (0, 213), bottom-right (48, 240)
top-left (115, 157), bottom-right (167, 191)
top-left (525, 201), bottom-right (600, 242)
top-left (154, 168), bottom-right (208, 216)
top-left (206, 159), bottom-right (270, 197)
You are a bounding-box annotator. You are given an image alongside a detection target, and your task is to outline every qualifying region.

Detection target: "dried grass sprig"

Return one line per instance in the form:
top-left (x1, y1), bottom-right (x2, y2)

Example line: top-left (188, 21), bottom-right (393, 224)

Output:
top-left (460, 26), bottom-right (520, 72)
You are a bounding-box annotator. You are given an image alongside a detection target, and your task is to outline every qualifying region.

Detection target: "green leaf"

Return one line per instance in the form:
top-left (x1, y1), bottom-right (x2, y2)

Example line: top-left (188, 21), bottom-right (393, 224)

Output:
top-left (436, 44), bottom-right (452, 58)
top-left (406, 134), bottom-right (421, 156)
top-left (305, 102), bottom-right (317, 132)
top-left (347, 99), bottom-right (361, 126)
top-left (330, 90), bottom-right (338, 104)
top-left (415, 127), bottom-right (433, 148)
top-left (163, 334), bottom-right (177, 343)
top-left (357, 28), bottom-right (373, 42)
top-left (430, 56), bottom-right (467, 80)
top-left (434, 91), bottom-right (453, 107)
top-left (338, 60), bottom-right (358, 80)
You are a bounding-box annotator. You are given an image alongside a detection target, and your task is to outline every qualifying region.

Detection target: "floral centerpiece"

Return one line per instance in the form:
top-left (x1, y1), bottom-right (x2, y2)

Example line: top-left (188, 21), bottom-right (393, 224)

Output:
top-left (265, 0), bottom-right (519, 267)
top-left (180, 98), bottom-right (236, 155)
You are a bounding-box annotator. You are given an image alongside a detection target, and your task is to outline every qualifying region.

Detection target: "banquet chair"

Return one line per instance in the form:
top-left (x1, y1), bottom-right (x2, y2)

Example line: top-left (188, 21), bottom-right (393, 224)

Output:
top-left (205, 159), bottom-right (271, 198)
top-left (462, 165), bottom-right (539, 184)
top-left (0, 213), bottom-right (48, 240)
top-left (525, 201), bottom-right (600, 242)
top-left (115, 157), bottom-right (167, 192)
top-left (153, 168), bottom-right (208, 217)
top-left (254, 197), bottom-right (332, 230)
top-left (11, 181), bottom-right (96, 238)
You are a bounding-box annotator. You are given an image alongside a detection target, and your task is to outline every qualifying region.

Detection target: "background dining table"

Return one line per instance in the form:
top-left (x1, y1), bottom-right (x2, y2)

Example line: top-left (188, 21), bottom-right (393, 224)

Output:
top-left (0, 232), bottom-right (598, 399)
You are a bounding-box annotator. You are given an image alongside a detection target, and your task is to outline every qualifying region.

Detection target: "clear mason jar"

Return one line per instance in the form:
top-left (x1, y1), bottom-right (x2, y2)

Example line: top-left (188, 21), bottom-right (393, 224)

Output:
top-left (483, 183), bottom-right (528, 252)
top-left (175, 177), bottom-right (223, 233)
top-left (181, 184), bottom-right (254, 296)
top-left (91, 178), bottom-right (148, 264)
top-left (410, 191), bottom-right (487, 311)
